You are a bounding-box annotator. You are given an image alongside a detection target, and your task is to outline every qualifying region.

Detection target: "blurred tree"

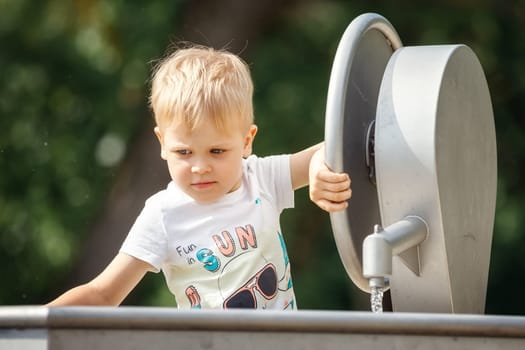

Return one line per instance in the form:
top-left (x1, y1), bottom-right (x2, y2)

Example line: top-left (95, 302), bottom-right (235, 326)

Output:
top-left (0, 0), bottom-right (184, 304)
top-left (1, 0), bottom-right (525, 315)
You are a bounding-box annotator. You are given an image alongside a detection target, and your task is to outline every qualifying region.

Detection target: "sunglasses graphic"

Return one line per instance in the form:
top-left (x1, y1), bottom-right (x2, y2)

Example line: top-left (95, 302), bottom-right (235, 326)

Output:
top-left (223, 263), bottom-right (278, 309)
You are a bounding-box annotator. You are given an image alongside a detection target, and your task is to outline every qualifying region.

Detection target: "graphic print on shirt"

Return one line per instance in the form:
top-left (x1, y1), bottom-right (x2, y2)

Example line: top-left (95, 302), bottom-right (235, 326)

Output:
top-left (184, 285), bottom-right (202, 309)
top-left (178, 224), bottom-right (293, 309)
top-left (277, 231), bottom-right (294, 310)
top-left (219, 231), bottom-right (294, 309)
top-left (221, 252), bottom-right (277, 308)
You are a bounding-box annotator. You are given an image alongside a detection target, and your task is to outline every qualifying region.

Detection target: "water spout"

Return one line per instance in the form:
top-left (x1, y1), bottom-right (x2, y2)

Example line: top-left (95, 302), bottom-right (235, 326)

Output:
top-left (363, 216), bottom-right (428, 311)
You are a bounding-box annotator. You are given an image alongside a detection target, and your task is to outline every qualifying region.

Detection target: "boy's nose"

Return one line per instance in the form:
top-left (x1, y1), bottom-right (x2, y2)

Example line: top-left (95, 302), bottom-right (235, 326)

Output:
top-left (191, 162), bottom-right (211, 174)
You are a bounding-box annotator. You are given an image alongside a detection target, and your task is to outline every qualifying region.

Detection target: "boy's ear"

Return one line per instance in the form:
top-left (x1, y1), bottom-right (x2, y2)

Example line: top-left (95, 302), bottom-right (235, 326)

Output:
top-left (154, 126), bottom-right (167, 160)
top-left (243, 124), bottom-right (258, 157)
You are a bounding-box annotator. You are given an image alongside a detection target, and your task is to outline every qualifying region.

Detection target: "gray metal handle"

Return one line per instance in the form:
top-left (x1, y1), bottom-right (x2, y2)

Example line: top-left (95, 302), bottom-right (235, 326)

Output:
top-left (325, 13), bottom-right (401, 172)
top-left (324, 13), bottom-right (401, 293)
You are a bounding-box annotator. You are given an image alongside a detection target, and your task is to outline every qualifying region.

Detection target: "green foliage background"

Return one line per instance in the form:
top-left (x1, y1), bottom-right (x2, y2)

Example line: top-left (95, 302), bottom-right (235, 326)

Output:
top-left (1, 0), bottom-right (524, 314)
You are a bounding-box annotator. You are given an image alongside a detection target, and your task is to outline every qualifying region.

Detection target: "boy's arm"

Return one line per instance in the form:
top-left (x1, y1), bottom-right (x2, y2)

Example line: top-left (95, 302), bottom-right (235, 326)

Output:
top-left (47, 253), bottom-right (151, 306)
top-left (290, 143), bottom-right (324, 190)
top-left (290, 142), bottom-right (352, 211)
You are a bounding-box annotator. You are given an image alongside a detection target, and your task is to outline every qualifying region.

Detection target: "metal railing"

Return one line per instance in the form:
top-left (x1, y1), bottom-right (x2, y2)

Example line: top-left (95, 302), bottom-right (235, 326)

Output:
top-left (1, 307), bottom-right (525, 350)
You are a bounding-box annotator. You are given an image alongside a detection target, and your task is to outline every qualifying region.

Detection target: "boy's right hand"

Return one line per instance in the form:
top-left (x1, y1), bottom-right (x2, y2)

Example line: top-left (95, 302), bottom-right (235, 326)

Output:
top-left (308, 146), bottom-right (352, 212)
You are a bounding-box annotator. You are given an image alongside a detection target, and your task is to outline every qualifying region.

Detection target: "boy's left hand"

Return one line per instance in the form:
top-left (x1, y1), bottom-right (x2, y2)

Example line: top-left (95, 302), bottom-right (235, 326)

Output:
top-left (309, 146), bottom-right (352, 212)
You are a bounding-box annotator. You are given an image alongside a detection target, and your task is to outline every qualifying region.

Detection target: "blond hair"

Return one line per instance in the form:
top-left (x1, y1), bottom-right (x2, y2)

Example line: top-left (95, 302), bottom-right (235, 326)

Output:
top-left (150, 45), bottom-right (254, 133)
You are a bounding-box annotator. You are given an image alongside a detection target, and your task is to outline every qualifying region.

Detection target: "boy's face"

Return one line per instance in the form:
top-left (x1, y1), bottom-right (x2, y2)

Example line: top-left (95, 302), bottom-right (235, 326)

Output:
top-left (155, 120), bottom-right (257, 204)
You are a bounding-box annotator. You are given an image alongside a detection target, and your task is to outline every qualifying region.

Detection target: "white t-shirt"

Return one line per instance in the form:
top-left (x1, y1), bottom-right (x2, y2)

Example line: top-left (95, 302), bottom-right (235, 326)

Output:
top-left (120, 154), bottom-right (297, 310)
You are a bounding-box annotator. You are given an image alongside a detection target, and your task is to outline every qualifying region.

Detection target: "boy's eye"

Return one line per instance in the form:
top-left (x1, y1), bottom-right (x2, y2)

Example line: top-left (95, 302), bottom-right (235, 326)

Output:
top-left (175, 149), bottom-right (191, 156)
top-left (210, 149), bottom-right (225, 154)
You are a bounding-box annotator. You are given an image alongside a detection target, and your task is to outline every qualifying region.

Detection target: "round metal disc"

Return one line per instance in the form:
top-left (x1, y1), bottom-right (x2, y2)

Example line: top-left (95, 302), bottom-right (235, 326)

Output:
top-left (324, 13), bottom-right (402, 292)
top-left (374, 45), bottom-right (497, 312)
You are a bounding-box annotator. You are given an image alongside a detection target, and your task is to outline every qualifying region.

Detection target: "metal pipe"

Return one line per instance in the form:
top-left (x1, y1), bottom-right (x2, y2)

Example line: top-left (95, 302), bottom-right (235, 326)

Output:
top-left (362, 216), bottom-right (428, 282)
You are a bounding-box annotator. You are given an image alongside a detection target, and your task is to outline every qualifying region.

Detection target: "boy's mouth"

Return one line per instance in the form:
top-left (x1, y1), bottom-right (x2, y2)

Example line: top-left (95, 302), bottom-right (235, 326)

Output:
top-left (191, 181), bottom-right (216, 190)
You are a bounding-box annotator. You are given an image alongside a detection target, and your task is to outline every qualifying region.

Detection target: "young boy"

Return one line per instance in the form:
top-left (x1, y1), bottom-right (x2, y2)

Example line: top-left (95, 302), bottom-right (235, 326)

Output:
top-left (48, 45), bottom-right (351, 309)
